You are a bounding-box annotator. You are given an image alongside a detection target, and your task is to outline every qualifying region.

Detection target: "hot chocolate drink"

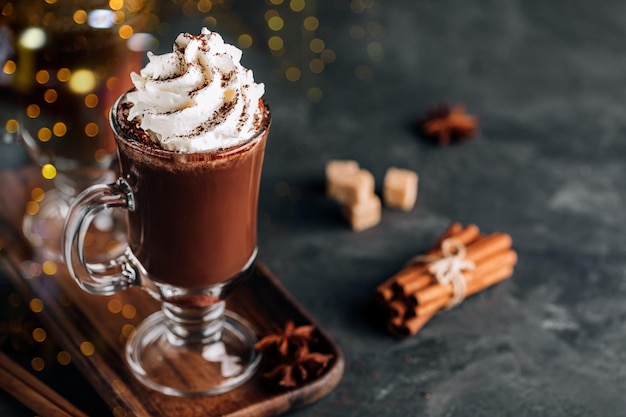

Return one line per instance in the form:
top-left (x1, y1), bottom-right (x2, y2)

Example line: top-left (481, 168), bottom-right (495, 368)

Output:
top-left (63, 27), bottom-right (270, 396)
top-left (113, 98), bottom-right (269, 287)
top-left (112, 28), bottom-right (269, 288)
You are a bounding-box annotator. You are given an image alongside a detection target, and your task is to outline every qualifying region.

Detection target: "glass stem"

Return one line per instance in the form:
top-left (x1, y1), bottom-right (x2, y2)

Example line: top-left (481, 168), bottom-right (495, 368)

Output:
top-left (162, 299), bottom-right (226, 346)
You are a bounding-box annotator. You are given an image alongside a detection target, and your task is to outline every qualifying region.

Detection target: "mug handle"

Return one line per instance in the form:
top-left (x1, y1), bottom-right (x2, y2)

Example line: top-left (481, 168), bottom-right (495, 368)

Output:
top-left (62, 178), bottom-right (145, 296)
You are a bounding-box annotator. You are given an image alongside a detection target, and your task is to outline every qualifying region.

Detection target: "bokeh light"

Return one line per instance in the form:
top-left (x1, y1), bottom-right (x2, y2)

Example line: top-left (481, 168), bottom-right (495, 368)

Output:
top-left (238, 34), bottom-right (253, 49)
top-left (29, 298), bottom-right (44, 313)
top-left (41, 164), bottom-right (57, 180)
top-left (80, 341), bottom-right (95, 356)
top-left (108, 298), bottom-right (123, 314)
top-left (69, 69), bottom-right (97, 93)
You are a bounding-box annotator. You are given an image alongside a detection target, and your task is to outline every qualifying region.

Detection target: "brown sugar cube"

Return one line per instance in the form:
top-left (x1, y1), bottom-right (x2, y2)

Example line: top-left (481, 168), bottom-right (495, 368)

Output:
top-left (342, 194), bottom-right (381, 231)
top-left (332, 169), bottom-right (375, 205)
top-left (326, 160), bottom-right (360, 200)
top-left (383, 167), bottom-right (419, 211)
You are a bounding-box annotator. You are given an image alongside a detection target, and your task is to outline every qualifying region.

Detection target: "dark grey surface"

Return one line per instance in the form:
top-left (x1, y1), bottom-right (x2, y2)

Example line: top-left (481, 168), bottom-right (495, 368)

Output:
top-left (2, 0), bottom-right (626, 415)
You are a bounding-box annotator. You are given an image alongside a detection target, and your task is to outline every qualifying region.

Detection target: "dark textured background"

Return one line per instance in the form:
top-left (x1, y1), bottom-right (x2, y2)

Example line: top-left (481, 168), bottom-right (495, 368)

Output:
top-left (2, 0), bottom-right (626, 415)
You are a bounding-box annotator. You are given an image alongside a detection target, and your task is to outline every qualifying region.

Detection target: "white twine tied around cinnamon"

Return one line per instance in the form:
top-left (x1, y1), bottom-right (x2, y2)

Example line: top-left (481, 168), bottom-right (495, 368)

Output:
top-left (411, 238), bottom-right (475, 308)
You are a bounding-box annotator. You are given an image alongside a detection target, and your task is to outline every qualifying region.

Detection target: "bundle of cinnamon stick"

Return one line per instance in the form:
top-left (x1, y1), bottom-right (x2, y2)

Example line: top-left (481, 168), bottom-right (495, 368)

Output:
top-left (376, 222), bottom-right (517, 337)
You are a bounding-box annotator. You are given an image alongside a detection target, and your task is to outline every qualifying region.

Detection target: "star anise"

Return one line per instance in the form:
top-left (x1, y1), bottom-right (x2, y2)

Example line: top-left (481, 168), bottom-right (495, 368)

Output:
top-left (415, 103), bottom-right (478, 145)
top-left (254, 320), bottom-right (315, 356)
top-left (263, 345), bottom-right (334, 388)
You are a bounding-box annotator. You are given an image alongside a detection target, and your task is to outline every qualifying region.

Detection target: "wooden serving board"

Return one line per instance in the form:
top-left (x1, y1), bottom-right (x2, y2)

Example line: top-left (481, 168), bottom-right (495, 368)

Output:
top-left (0, 166), bottom-right (344, 417)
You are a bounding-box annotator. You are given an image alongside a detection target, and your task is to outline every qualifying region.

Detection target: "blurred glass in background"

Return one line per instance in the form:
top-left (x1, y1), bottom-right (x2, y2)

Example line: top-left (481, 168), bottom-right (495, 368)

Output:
top-left (0, 0), bottom-right (158, 259)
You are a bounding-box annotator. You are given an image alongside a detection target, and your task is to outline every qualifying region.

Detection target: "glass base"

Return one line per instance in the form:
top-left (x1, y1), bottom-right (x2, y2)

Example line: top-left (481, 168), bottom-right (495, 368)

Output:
top-left (125, 310), bottom-right (261, 397)
top-left (23, 189), bottom-right (126, 261)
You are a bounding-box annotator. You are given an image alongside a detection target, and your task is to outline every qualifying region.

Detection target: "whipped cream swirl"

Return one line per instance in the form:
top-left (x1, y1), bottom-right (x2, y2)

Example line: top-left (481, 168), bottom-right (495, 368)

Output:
top-left (127, 28), bottom-right (265, 153)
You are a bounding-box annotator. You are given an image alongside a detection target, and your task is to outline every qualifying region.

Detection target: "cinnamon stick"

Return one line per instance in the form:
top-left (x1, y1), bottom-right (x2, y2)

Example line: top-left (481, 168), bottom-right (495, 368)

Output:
top-left (388, 225), bottom-right (483, 295)
top-left (0, 351), bottom-right (88, 417)
top-left (414, 264), bottom-right (515, 318)
top-left (388, 310), bottom-right (436, 338)
top-left (399, 233), bottom-right (512, 298)
top-left (412, 249), bottom-right (518, 306)
top-left (377, 223), bottom-right (517, 338)
top-left (428, 222), bottom-right (463, 252)
top-left (398, 266), bottom-right (514, 336)
top-left (376, 222), bottom-right (479, 302)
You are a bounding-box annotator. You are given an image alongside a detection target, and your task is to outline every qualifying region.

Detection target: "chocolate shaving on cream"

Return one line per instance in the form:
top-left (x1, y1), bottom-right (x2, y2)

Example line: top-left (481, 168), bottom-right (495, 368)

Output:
top-left (126, 28), bottom-right (265, 152)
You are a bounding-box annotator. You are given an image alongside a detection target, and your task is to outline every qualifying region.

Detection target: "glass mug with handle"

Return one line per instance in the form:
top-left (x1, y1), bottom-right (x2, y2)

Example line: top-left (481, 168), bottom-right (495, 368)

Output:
top-left (63, 92), bottom-right (271, 397)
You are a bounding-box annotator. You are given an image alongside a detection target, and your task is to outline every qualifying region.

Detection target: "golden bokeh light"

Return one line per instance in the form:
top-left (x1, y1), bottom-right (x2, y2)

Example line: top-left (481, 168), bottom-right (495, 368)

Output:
top-left (32, 327), bottom-right (47, 342)
top-left (94, 148), bottom-right (109, 163)
top-left (57, 68), bottom-right (71, 82)
top-left (122, 304), bottom-right (136, 319)
top-left (42, 260), bottom-right (57, 275)
top-left (73, 10), bottom-right (87, 24)
top-left (268, 16), bottom-right (284, 31)
top-left (307, 87), bottom-right (322, 102)
top-left (309, 38), bottom-right (325, 53)
top-left (5, 119), bottom-right (19, 134)
top-left (108, 298), bottom-right (123, 314)
top-left (38, 127), bottom-right (52, 142)
top-left (269, 0), bottom-right (284, 4)
top-left (41, 163), bottom-right (57, 180)
top-left (3, 60), bottom-right (16, 74)
top-left (85, 122), bottom-right (99, 137)
top-left (69, 69), bottom-right (97, 94)
top-left (265, 9), bottom-right (279, 20)
top-left (106, 76), bottom-right (119, 91)
top-left (80, 341), bottom-right (95, 356)
top-left (197, 0), bottom-right (212, 13)
top-left (321, 49), bottom-right (336, 63)
top-left (268, 36), bottom-right (284, 51)
top-left (238, 34), bottom-right (252, 49)
top-left (202, 16), bottom-right (217, 28)
top-left (53, 122), bottom-right (67, 137)
top-left (26, 104), bottom-right (40, 118)
top-left (85, 93), bottom-right (99, 108)
top-left (35, 70), bottom-right (50, 84)
top-left (31, 187), bottom-right (45, 202)
top-left (31, 357), bottom-right (45, 371)
top-left (285, 66), bottom-right (301, 82)
top-left (44, 88), bottom-right (58, 103)
top-left (57, 351), bottom-right (71, 365)
top-left (25, 201), bottom-right (39, 216)
top-left (309, 58), bottom-right (324, 74)
top-left (119, 24), bottom-right (133, 39)
top-left (121, 323), bottom-right (135, 338)
top-left (290, 0), bottom-right (305, 12)
top-left (303, 16), bottom-right (319, 31)
top-left (109, 0), bottom-right (123, 10)
top-left (30, 298), bottom-right (44, 313)
top-left (19, 28), bottom-right (46, 50)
